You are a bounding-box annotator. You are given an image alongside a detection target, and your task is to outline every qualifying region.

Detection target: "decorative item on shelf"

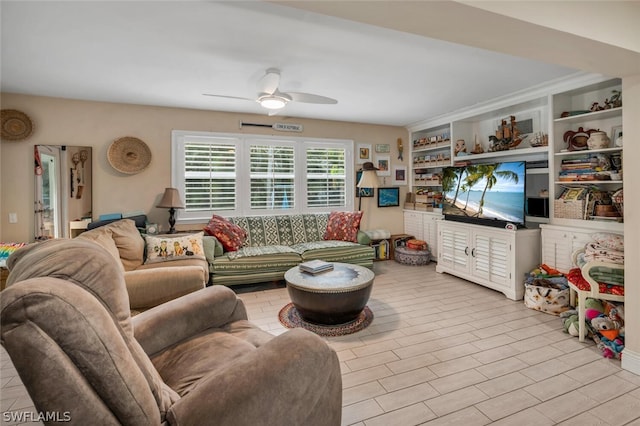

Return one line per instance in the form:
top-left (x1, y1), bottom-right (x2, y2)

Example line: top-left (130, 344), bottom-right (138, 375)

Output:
top-left (488, 115), bottom-right (527, 152)
top-left (454, 139), bottom-right (467, 156)
top-left (1, 109), bottom-right (34, 141)
top-left (609, 90), bottom-right (622, 108)
top-left (357, 162), bottom-right (379, 211)
top-left (529, 132), bottom-right (548, 147)
top-left (470, 135), bottom-right (484, 154)
top-left (107, 136), bottom-right (152, 174)
top-left (563, 127), bottom-right (596, 151)
top-left (612, 189), bottom-right (623, 218)
top-left (560, 110), bottom-right (591, 118)
top-left (156, 187), bottom-right (185, 234)
top-left (586, 131), bottom-right (610, 150)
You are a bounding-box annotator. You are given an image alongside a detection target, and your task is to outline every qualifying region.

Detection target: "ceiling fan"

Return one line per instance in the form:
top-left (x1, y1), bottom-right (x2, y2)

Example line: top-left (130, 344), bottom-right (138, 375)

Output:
top-left (203, 68), bottom-right (337, 114)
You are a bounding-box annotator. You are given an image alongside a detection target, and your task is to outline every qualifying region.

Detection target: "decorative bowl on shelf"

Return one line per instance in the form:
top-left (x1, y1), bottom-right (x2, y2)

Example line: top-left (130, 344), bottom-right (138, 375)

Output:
top-left (587, 131), bottom-right (611, 150)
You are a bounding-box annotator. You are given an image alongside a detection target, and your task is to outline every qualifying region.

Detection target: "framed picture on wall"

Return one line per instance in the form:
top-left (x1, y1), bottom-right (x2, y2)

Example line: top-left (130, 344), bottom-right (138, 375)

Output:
top-left (375, 143), bottom-right (390, 153)
top-left (377, 187), bottom-right (400, 207)
top-left (392, 165), bottom-right (407, 185)
top-left (375, 155), bottom-right (390, 177)
top-left (357, 143), bottom-right (372, 164)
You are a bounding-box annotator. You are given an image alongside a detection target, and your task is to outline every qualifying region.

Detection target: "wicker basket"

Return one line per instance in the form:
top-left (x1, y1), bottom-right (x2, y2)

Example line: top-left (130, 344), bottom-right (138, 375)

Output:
top-left (554, 199), bottom-right (585, 219)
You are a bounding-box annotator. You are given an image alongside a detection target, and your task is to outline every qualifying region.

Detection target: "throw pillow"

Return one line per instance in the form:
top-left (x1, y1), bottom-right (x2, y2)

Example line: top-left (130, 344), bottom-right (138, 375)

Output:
top-left (323, 211), bottom-right (363, 243)
top-left (144, 232), bottom-right (206, 264)
top-left (203, 215), bottom-right (247, 252)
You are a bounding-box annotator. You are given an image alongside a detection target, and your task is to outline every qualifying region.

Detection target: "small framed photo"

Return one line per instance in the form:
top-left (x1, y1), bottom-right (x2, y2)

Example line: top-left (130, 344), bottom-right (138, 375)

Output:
top-left (355, 170), bottom-right (374, 197)
top-left (611, 125), bottom-right (623, 146)
top-left (145, 223), bottom-right (159, 235)
top-left (375, 143), bottom-right (390, 153)
top-left (357, 143), bottom-right (372, 164)
top-left (377, 187), bottom-right (400, 207)
top-left (375, 155), bottom-right (391, 176)
top-left (392, 165), bottom-right (407, 185)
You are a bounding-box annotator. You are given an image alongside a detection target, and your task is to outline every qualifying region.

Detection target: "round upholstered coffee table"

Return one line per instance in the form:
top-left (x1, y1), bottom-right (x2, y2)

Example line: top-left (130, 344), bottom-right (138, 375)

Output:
top-left (284, 263), bottom-right (375, 325)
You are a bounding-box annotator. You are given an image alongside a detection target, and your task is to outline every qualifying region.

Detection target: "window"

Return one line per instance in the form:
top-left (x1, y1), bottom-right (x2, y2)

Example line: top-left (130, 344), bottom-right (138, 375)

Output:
top-left (172, 131), bottom-right (353, 222)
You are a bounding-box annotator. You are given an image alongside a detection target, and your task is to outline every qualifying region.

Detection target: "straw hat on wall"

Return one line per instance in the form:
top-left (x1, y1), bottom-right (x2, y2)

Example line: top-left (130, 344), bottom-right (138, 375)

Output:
top-left (107, 136), bottom-right (152, 174)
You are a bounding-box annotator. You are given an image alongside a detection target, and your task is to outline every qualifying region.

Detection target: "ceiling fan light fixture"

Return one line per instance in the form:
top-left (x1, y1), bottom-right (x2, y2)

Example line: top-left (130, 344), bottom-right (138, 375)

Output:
top-left (258, 95), bottom-right (288, 110)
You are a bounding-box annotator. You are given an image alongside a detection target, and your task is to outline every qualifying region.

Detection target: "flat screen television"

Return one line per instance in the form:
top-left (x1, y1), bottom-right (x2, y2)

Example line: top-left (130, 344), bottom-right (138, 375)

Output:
top-left (441, 161), bottom-right (526, 228)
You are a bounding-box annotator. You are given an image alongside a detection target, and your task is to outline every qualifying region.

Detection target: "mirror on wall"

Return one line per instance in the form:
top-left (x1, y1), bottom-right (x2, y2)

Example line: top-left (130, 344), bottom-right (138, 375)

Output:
top-left (34, 145), bottom-right (92, 239)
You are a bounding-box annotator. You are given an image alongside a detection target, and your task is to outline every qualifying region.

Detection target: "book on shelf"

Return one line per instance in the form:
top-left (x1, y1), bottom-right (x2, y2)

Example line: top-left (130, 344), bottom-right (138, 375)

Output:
top-left (299, 260), bottom-right (334, 274)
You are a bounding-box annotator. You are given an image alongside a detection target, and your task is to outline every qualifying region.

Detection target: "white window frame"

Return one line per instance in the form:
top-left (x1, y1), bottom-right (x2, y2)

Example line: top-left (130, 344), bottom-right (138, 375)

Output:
top-left (172, 130), bottom-right (354, 224)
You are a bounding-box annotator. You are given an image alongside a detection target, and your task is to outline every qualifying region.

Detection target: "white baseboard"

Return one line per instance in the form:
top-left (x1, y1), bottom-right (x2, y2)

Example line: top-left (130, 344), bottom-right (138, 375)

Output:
top-left (621, 348), bottom-right (640, 376)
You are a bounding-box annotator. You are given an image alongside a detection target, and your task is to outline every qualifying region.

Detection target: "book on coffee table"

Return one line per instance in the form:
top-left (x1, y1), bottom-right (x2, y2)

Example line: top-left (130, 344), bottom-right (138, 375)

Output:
top-left (299, 260), bottom-right (334, 274)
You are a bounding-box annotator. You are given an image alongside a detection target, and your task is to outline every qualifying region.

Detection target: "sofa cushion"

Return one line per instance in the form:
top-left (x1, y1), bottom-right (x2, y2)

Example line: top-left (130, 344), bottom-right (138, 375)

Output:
top-left (323, 211), bottom-right (363, 243)
top-left (204, 215), bottom-right (247, 252)
top-left (145, 233), bottom-right (206, 264)
top-left (212, 252), bottom-right (301, 276)
top-left (227, 245), bottom-right (298, 260)
top-left (78, 219), bottom-right (145, 271)
top-left (77, 229), bottom-right (126, 273)
top-left (294, 241), bottom-right (375, 265)
top-left (226, 214), bottom-right (329, 247)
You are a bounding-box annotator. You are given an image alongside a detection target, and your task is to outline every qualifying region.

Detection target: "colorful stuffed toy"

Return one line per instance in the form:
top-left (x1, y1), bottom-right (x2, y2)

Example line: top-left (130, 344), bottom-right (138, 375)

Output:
top-left (560, 310), bottom-right (579, 336)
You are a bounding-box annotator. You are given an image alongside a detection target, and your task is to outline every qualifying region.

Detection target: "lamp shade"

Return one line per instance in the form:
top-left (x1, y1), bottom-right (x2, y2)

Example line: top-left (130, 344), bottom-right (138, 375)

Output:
top-left (156, 188), bottom-right (185, 209)
top-left (357, 170), bottom-right (380, 189)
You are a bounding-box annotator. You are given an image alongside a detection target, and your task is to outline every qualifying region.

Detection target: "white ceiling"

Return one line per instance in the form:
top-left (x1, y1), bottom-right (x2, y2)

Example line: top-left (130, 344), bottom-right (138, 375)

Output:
top-left (0, 1), bottom-right (592, 127)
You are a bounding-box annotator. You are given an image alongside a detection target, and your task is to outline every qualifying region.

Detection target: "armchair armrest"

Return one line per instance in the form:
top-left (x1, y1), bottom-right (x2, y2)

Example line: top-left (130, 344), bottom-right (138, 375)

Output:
top-left (132, 286), bottom-right (247, 356)
top-left (571, 248), bottom-right (585, 269)
top-left (166, 328), bottom-right (342, 426)
top-left (125, 266), bottom-right (206, 310)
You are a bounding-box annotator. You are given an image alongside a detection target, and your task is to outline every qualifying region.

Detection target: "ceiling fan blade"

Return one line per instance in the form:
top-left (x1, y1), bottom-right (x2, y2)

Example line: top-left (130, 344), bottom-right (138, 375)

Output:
top-left (203, 94), bottom-right (255, 102)
top-left (286, 92), bottom-right (338, 104)
top-left (257, 68), bottom-right (280, 95)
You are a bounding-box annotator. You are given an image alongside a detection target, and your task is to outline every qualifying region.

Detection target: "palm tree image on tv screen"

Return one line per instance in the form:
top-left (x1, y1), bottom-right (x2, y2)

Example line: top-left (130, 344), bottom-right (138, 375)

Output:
top-left (442, 161), bottom-right (525, 225)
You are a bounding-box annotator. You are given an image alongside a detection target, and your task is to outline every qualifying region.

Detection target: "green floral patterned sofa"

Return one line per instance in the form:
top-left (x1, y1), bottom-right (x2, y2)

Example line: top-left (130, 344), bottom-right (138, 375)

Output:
top-left (205, 213), bottom-right (374, 286)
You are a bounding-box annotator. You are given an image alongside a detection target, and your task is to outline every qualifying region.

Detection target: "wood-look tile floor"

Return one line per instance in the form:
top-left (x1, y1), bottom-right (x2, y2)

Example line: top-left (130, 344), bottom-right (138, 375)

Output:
top-left (2, 261), bottom-right (640, 425)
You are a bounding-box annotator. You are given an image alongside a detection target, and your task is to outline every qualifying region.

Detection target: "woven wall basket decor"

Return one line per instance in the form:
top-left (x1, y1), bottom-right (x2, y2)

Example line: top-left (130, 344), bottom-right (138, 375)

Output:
top-left (1, 109), bottom-right (34, 141)
top-left (107, 136), bottom-right (152, 174)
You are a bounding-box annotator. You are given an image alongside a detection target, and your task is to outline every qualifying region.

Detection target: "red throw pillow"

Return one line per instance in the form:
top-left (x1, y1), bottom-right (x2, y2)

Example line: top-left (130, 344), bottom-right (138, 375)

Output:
top-left (323, 211), bottom-right (363, 243)
top-left (203, 215), bottom-right (247, 252)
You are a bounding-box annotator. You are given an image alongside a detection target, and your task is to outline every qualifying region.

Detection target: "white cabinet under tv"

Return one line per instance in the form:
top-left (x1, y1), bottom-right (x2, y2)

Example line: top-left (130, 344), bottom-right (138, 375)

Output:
top-left (436, 220), bottom-right (540, 300)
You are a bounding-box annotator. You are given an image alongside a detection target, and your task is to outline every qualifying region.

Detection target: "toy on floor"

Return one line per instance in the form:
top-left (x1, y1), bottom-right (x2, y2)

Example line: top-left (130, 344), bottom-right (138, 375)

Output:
top-left (565, 297), bottom-right (625, 359)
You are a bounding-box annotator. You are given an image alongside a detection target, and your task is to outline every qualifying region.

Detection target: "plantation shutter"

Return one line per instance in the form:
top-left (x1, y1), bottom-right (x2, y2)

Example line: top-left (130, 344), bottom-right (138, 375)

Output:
top-left (249, 144), bottom-right (295, 210)
top-left (306, 147), bottom-right (346, 208)
top-left (184, 142), bottom-right (237, 211)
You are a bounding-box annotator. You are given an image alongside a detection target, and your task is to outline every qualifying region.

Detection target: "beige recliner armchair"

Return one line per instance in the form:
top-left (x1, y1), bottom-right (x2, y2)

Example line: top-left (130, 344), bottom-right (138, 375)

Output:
top-left (1, 239), bottom-right (342, 425)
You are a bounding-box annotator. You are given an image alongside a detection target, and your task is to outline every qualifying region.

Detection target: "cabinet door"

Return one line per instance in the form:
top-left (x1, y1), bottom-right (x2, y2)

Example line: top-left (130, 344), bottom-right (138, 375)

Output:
top-left (423, 214), bottom-right (442, 260)
top-left (471, 231), bottom-right (510, 288)
top-left (404, 211), bottom-right (424, 240)
top-left (439, 225), bottom-right (469, 272)
top-left (541, 228), bottom-right (570, 272)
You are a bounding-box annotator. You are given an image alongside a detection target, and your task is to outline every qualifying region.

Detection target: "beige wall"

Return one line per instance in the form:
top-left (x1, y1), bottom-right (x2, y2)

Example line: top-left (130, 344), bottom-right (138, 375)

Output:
top-left (0, 93), bottom-right (409, 241)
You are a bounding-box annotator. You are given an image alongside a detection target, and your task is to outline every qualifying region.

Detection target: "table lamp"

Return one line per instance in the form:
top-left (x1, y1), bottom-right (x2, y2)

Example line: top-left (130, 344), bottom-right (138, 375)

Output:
top-left (357, 162), bottom-right (380, 211)
top-left (156, 187), bottom-right (185, 234)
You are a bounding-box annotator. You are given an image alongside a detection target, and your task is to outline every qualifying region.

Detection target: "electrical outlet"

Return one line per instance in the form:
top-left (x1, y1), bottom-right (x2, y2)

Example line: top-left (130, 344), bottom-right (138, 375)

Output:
top-left (9, 213), bottom-right (18, 223)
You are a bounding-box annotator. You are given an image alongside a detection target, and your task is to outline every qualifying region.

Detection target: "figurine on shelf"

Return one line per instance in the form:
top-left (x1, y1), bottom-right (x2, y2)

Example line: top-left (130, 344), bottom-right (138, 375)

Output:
top-left (454, 139), bottom-right (467, 156)
top-left (590, 102), bottom-right (605, 112)
top-left (610, 90), bottom-right (622, 108)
